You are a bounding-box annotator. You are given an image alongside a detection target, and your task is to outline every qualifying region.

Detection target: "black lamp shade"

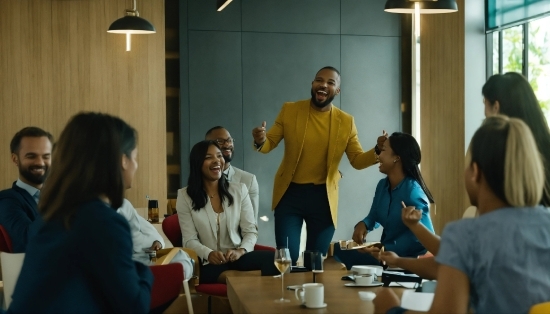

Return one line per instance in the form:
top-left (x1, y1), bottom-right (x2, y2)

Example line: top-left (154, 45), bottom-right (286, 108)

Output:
top-left (108, 16), bottom-right (156, 34)
top-left (385, 0), bottom-right (458, 13)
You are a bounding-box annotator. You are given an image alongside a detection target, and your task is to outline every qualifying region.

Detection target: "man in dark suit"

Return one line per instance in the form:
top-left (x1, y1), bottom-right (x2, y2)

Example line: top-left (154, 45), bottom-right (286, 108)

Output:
top-left (0, 127), bottom-right (53, 252)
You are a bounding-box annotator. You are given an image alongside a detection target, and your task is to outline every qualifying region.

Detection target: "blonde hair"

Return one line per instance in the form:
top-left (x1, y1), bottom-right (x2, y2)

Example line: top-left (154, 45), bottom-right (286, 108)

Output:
top-left (468, 115), bottom-right (544, 207)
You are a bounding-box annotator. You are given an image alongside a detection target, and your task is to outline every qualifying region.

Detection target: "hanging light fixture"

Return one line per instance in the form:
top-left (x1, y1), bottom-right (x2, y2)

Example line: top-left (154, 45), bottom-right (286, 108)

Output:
top-left (108, 0), bottom-right (156, 51)
top-left (217, 0), bottom-right (233, 12)
top-left (384, 0), bottom-right (458, 14)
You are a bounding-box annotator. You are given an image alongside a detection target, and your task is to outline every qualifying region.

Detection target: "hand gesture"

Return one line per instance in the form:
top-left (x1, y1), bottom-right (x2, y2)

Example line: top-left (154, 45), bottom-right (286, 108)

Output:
top-left (208, 251), bottom-right (227, 265)
top-left (252, 121), bottom-right (267, 146)
top-left (149, 240), bottom-right (162, 251)
top-left (224, 249), bottom-right (245, 263)
top-left (379, 250), bottom-right (399, 267)
top-left (357, 246), bottom-right (381, 260)
top-left (401, 201), bottom-right (422, 228)
top-left (377, 130), bottom-right (389, 150)
top-left (352, 222), bottom-right (368, 245)
top-left (373, 288), bottom-right (401, 314)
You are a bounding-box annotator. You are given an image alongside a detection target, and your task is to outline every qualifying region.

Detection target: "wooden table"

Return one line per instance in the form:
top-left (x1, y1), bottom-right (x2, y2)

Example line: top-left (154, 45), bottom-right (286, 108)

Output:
top-left (227, 270), bottom-right (407, 314)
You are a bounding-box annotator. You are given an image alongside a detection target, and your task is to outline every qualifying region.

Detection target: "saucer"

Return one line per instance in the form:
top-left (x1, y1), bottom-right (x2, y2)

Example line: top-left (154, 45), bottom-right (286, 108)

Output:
top-left (345, 281), bottom-right (383, 287)
top-left (301, 303), bottom-right (327, 309)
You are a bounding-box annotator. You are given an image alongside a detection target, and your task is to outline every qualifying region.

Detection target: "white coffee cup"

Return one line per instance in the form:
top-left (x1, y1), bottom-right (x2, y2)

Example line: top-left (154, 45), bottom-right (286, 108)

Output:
top-left (295, 283), bottom-right (324, 308)
top-left (368, 265), bottom-right (384, 277)
top-left (354, 274), bottom-right (374, 285)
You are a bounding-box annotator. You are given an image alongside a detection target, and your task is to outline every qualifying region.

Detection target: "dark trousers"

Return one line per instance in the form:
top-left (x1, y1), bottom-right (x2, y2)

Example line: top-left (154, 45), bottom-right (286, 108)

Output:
top-left (199, 250), bottom-right (278, 284)
top-left (274, 183), bottom-right (335, 265)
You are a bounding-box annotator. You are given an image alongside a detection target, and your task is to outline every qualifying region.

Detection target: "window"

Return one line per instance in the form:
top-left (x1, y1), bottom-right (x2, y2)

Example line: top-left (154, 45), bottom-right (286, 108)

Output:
top-left (488, 15), bottom-right (550, 123)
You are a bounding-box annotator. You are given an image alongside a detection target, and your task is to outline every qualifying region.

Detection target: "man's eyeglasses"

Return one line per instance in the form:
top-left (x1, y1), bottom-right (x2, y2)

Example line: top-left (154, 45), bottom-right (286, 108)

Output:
top-left (215, 138), bottom-right (234, 145)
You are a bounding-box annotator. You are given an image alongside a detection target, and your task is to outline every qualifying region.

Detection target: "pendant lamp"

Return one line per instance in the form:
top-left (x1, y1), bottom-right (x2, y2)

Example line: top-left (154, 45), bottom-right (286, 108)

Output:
top-left (217, 0), bottom-right (233, 12)
top-left (108, 0), bottom-right (156, 51)
top-left (384, 0), bottom-right (458, 14)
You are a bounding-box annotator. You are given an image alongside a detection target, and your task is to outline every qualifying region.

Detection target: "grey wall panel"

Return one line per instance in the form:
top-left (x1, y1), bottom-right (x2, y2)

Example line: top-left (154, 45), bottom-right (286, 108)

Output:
top-left (188, 31), bottom-right (244, 169)
top-left (341, 0), bottom-right (400, 36)
top-left (180, 1), bottom-right (402, 248)
top-left (242, 0), bottom-right (340, 34)
top-left (242, 32), bottom-right (341, 246)
top-left (334, 35), bottom-right (401, 241)
top-left (188, 0), bottom-right (241, 31)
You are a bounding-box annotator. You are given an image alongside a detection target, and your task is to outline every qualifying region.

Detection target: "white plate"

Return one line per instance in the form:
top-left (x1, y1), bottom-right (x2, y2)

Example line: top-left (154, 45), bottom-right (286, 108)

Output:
top-left (345, 281), bottom-right (383, 287)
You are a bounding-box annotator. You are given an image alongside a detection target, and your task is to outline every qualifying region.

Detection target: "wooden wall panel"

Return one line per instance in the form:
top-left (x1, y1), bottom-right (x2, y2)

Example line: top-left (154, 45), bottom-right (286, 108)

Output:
top-left (420, 0), bottom-right (467, 234)
top-left (0, 0), bottom-right (167, 213)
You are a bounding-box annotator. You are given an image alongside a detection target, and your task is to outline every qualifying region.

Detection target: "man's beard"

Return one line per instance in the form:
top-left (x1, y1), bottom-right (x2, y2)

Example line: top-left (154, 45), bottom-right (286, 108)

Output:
top-left (222, 150), bottom-right (233, 163)
top-left (19, 165), bottom-right (49, 185)
top-left (310, 89), bottom-right (335, 108)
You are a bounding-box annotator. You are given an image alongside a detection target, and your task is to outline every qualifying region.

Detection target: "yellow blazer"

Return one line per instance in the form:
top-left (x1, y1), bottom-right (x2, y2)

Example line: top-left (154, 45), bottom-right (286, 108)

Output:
top-left (258, 99), bottom-right (378, 226)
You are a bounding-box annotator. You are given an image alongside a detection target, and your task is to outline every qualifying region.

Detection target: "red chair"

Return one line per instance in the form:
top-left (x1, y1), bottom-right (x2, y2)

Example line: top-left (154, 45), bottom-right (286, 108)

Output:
top-left (149, 263), bottom-right (190, 314)
top-left (162, 213), bottom-right (275, 313)
top-left (162, 214), bottom-right (276, 252)
top-left (0, 225), bottom-right (14, 253)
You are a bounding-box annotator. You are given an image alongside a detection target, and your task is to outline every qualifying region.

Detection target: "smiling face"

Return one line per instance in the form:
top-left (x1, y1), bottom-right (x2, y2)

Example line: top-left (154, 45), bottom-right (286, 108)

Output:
top-left (201, 144), bottom-right (225, 182)
top-left (377, 138), bottom-right (400, 175)
top-left (12, 136), bottom-right (52, 188)
top-left (310, 68), bottom-right (341, 109)
top-left (122, 148), bottom-right (138, 190)
top-left (205, 128), bottom-right (233, 167)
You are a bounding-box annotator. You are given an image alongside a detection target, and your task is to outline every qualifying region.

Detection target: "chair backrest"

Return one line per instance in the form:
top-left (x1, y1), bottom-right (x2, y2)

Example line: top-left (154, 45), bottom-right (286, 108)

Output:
top-left (0, 225), bottom-right (14, 253)
top-left (162, 214), bottom-right (183, 247)
top-left (1, 252), bottom-right (25, 308)
top-left (149, 263), bottom-right (184, 310)
top-left (529, 302), bottom-right (550, 314)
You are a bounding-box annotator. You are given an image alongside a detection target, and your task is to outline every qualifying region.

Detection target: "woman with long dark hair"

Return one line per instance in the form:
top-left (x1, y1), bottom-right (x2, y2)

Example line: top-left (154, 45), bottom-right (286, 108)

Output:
top-left (177, 140), bottom-right (278, 283)
top-left (9, 112), bottom-right (153, 313)
top-left (375, 116), bottom-right (550, 314)
top-left (482, 72), bottom-right (550, 206)
top-left (334, 132), bottom-right (435, 268)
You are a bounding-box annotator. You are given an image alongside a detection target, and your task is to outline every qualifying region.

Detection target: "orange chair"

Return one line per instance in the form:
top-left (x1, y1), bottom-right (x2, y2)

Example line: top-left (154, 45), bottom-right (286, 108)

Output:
top-left (0, 224), bottom-right (13, 253)
top-left (530, 302), bottom-right (550, 314)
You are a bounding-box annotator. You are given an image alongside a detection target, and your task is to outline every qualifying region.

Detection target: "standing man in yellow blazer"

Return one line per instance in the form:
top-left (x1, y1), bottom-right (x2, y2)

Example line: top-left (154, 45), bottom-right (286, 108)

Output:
top-left (252, 66), bottom-right (386, 263)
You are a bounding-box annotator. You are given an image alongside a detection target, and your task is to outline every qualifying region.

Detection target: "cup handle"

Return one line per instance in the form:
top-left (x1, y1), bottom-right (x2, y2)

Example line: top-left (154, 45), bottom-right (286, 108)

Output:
top-left (295, 288), bottom-right (304, 303)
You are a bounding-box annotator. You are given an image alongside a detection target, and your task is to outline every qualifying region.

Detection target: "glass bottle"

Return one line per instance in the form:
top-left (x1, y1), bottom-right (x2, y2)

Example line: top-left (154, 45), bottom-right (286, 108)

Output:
top-left (148, 200), bottom-right (159, 223)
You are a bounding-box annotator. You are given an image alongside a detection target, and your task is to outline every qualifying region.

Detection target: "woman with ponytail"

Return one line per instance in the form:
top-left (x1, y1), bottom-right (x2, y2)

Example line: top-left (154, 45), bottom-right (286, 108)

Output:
top-left (375, 115), bottom-right (550, 314)
top-left (334, 132), bottom-right (435, 268)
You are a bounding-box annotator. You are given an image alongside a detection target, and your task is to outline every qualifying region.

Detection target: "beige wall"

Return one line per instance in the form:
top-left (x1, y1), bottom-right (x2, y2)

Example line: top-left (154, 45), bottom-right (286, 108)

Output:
top-left (0, 0), bottom-right (167, 212)
top-left (420, 0), bottom-right (468, 234)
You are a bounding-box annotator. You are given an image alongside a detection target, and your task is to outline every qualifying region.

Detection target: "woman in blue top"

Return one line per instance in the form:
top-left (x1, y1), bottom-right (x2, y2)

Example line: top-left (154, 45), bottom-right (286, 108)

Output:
top-left (8, 112), bottom-right (153, 313)
top-left (375, 115), bottom-right (550, 314)
top-left (334, 132), bottom-right (434, 268)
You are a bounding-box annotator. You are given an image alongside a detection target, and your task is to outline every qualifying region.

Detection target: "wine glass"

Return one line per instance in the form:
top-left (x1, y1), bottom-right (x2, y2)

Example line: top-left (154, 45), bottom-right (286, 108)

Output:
top-left (274, 247), bottom-right (291, 303)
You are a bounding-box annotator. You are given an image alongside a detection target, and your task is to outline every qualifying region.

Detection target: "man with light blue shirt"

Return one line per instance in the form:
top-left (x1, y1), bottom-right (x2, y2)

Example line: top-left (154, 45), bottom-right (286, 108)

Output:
top-left (0, 127), bottom-right (53, 253)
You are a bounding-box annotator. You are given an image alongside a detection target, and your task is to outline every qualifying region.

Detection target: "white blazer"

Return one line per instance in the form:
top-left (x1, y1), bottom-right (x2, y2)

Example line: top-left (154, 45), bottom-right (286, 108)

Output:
top-left (176, 182), bottom-right (257, 262)
top-left (226, 165), bottom-right (259, 223)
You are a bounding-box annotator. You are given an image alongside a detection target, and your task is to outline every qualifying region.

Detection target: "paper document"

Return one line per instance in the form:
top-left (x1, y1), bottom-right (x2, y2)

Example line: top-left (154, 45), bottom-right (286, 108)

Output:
top-left (400, 290), bottom-right (434, 311)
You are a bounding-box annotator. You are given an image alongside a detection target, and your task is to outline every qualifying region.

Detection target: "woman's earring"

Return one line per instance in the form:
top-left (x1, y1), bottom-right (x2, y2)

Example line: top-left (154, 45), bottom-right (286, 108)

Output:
top-left (393, 160), bottom-right (397, 163)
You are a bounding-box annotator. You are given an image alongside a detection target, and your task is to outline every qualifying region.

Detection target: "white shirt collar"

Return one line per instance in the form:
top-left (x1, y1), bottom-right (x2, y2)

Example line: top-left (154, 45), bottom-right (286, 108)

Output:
top-left (16, 178), bottom-right (40, 198)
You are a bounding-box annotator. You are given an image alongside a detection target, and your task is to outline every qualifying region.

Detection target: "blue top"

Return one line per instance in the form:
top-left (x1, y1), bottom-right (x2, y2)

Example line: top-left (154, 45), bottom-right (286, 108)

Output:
top-left (8, 199), bottom-right (153, 314)
top-left (436, 206), bottom-right (550, 314)
top-left (0, 181), bottom-right (40, 253)
top-left (362, 176), bottom-right (434, 257)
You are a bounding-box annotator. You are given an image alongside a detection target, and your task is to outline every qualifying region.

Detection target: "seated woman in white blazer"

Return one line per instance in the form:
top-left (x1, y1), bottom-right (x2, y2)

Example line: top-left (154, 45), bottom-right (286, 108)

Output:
top-left (177, 140), bottom-right (278, 283)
